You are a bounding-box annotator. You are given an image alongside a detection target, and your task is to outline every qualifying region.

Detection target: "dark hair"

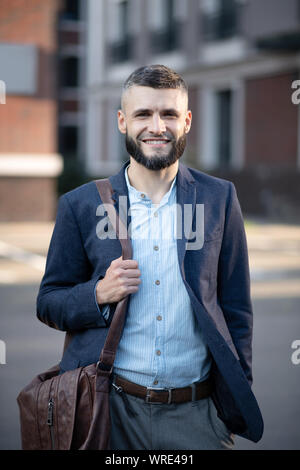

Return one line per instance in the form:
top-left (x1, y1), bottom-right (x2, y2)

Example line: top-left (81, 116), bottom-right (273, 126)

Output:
top-left (123, 64), bottom-right (188, 94)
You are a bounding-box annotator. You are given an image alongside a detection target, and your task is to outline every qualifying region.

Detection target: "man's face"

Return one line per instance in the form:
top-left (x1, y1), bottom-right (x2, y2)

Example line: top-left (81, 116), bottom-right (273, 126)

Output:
top-left (118, 86), bottom-right (192, 170)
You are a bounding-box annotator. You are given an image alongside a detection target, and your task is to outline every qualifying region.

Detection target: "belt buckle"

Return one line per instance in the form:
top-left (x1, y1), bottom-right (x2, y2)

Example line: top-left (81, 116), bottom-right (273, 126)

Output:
top-left (145, 387), bottom-right (173, 405)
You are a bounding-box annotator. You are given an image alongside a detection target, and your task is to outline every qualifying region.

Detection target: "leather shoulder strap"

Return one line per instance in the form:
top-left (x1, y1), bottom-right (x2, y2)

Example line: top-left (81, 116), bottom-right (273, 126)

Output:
top-left (95, 179), bottom-right (132, 260)
top-left (63, 178), bottom-right (132, 361)
top-left (94, 178), bottom-right (132, 369)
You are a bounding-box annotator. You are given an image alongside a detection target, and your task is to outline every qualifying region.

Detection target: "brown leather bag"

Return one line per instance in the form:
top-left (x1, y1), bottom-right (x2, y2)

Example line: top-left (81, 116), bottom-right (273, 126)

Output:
top-left (17, 179), bottom-right (132, 450)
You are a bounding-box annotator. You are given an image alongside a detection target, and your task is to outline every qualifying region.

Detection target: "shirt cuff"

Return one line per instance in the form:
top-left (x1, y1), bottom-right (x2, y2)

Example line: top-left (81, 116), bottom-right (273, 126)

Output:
top-left (94, 279), bottom-right (110, 321)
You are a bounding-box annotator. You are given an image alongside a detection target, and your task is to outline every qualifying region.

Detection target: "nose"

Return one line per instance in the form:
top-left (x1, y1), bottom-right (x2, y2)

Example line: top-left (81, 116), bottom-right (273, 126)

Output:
top-left (148, 113), bottom-right (166, 134)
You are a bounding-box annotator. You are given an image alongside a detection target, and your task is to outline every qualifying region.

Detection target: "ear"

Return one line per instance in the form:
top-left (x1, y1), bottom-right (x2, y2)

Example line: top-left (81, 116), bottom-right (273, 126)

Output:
top-left (118, 110), bottom-right (127, 134)
top-left (184, 110), bottom-right (192, 134)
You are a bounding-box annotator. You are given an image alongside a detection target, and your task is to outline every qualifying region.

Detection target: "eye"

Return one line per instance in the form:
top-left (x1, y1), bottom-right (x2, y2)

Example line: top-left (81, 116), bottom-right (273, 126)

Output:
top-left (135, 112), bottom-right (150, 118)
top-left (163, 112), bottom-right (178, 118)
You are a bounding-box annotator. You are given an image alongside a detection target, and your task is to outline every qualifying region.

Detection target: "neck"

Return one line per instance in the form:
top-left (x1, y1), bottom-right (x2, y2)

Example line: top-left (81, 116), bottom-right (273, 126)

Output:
top-left (127, 158), bottom-right (178, 204)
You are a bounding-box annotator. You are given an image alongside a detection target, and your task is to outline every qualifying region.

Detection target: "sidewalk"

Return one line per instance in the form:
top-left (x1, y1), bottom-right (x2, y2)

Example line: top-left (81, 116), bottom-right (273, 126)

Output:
top-left (246, 222), bottom-right (300, 298)
top-left (0, 222), bottom-right (53, 284)
top-left (0, 220), bottom-right (299, 450)
top-left (0, 220), bottom-right (300, 298)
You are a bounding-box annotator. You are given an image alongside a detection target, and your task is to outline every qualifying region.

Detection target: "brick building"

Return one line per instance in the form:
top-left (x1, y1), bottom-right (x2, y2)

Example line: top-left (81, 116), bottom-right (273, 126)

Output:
top-left (0, 0), bottom-right (65, 221)
top-left (86, 0), bottom-right (300, 221)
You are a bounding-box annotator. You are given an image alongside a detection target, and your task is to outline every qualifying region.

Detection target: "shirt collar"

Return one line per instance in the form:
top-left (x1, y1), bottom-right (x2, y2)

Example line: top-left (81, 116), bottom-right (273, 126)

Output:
top-left (124, 164), bottom-right (177, 206)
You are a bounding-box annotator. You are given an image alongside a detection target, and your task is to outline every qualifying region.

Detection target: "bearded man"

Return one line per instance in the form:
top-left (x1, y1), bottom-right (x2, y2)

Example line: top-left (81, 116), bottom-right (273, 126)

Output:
top-left (37, 64), bottom-right (263, 450)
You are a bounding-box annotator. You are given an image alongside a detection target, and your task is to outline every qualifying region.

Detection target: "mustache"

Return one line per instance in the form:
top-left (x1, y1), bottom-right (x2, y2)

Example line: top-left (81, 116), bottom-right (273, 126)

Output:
top-left (137, 132), bottom-right (175, 142)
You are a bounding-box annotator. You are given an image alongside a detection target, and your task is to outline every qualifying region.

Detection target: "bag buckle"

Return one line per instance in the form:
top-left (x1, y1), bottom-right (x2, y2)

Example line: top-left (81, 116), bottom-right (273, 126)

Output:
top-left (96, 361), bottom-right (113, 374)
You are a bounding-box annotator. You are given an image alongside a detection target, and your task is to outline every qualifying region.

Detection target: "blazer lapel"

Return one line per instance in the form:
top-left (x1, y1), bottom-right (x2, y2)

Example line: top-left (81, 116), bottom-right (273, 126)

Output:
top-left (176, 163), bottom-right (197, 280)
top-left (108, 160), bottom-right (132, 238)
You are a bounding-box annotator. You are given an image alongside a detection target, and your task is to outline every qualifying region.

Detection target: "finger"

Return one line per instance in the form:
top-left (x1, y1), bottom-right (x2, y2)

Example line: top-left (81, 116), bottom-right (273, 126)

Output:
top-left (118, 259), bottom-right (139, 269)
top-left (125, 285), bottom-right (140, 295)
top-left (120, 268), bottom-right (141, 278)
top-left (123, 277), bottom-right (142, 286)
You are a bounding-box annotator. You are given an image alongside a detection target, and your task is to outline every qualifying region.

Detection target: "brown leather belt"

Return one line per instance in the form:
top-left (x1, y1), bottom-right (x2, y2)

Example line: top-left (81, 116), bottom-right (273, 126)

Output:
top-left (113, 375), bottom-right (213, 404)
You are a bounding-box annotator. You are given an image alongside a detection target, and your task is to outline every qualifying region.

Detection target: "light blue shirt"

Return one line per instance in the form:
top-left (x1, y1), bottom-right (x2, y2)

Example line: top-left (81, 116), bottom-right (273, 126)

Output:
top-left (95, 165), bottom-right (211, 388)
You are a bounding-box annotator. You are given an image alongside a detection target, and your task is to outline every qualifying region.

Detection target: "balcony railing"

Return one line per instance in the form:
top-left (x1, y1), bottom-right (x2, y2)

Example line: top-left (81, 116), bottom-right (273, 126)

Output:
top-left (256, 32), bottom-right (300, 52)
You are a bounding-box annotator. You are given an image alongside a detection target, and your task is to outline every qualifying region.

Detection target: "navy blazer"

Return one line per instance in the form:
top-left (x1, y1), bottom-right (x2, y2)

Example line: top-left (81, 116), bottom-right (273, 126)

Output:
top-left (37, 160), bottom-right (264, 442)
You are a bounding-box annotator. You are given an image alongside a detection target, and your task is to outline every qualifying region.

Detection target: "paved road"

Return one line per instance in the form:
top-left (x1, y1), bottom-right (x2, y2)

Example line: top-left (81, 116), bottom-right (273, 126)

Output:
top-left (0, 221), bottom-right (299, 450)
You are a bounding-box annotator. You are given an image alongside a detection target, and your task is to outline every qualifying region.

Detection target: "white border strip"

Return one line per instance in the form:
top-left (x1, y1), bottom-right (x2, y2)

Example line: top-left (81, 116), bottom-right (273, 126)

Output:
top-left (0, 154), bottom-right (63, 177)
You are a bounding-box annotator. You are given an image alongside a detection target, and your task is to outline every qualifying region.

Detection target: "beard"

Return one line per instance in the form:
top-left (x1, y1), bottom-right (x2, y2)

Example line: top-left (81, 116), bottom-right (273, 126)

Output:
top-left (125, 131), bottom-right (187, 171)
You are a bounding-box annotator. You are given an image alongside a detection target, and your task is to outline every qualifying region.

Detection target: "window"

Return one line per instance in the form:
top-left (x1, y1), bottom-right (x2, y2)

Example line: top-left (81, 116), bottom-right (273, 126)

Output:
top-left (216, 89), bottom-right (232, 167)
top-left (106, 0), bottom-right (132, 64)
top-left (61, 0), bottom-right (80, 21)
top-left (59, 126), bottom-right (78, 157)
top-left (60, 57), bottom-right (79, 88)
top-left (150, 0), bottom-right (179, 53)
top-left (201, 0), bottom-right (240, 41)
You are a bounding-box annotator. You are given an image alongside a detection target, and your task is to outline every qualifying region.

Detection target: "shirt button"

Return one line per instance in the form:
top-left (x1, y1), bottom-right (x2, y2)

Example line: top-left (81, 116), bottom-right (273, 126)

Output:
top-left (156, 350), bottom-right (161, 356)
top-left (154, 212), bottom-right (158, 217)
top-left (155, 280), bottom-right (160, 285)
top-left (156, 315), bottom-right (162, 321)
top-left (140, 193), bottom-right (145, 198)
top-left (154, 245), bottom-right (159, 251)
top-left (153, 380), bottom-right (158, 385)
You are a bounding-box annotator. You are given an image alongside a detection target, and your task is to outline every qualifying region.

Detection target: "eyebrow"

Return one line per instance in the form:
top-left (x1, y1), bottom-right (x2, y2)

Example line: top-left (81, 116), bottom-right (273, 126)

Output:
top-left (132, 108), bottom-right (150, 117)
top-left (132, 108), bottom-right (180, 117)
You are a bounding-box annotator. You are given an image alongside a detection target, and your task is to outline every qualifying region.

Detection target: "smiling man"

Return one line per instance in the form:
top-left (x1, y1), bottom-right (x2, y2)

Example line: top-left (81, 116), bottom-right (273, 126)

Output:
top-left (37, 65), bottom-right (263, 450)
top-left (117, 68), bottom-right (191, 204)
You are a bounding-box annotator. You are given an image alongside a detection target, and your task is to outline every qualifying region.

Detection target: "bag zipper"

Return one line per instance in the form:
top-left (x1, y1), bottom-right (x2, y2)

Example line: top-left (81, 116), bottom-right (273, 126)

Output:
top-left (47, 397), bottom-right (55, 450)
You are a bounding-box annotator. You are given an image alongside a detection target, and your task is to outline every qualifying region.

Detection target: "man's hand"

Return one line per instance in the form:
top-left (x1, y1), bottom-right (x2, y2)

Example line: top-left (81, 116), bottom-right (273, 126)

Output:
top-left (96, 256), bottom-right (141, 305)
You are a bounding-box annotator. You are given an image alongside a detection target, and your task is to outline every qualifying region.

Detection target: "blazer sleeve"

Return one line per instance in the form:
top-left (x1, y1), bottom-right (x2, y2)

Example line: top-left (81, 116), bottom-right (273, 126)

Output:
top-left (36, 194), bottom-right (107, 331)
top-left (217, 182), bottom-right (254, 386)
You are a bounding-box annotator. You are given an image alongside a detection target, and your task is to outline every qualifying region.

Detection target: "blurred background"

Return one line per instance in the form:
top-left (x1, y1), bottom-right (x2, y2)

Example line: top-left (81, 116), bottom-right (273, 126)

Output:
top-left (0, 0), bottom-right (299, 450)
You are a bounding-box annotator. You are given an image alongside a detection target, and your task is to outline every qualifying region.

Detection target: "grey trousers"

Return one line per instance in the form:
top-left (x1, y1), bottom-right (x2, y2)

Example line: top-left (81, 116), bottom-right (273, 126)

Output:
top-left (109, 384), bottom-right (235, 450)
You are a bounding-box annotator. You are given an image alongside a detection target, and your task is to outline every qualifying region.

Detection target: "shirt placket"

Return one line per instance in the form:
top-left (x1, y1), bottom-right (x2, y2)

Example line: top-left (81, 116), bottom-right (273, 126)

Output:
top-left (136, 194), bottom-right (161, 387)
top-left (151, 201), bottom-right (169, 387)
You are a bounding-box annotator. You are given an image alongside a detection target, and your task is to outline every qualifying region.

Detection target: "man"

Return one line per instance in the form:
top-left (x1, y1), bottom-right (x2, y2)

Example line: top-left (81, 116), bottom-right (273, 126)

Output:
top-left (37, 64), bottom-right (263, 450)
